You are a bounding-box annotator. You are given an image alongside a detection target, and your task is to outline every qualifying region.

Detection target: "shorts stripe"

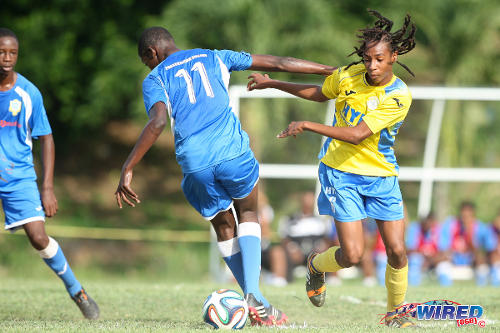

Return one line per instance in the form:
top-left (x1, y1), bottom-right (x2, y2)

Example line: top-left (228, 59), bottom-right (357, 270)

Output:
top-left (203, 201), bottom-right (234, 221)
top-left (5, 216), bottom-right (45, 231)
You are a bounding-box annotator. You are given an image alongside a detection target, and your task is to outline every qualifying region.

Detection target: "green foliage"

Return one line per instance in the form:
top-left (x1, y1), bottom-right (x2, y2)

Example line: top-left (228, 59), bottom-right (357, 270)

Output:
top-left (2, 0), bottom-right (500, 225)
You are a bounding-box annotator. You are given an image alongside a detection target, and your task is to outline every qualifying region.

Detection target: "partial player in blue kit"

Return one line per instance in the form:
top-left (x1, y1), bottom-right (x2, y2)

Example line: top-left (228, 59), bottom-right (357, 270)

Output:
top-left (115, 27), bottom-right (334, 326)
top-left (0, 28), bottom-right (99, 319)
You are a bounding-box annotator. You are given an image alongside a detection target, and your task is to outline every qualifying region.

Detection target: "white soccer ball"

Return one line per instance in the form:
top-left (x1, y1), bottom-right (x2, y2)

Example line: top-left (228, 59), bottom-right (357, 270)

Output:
top-left (202, 289), bottom-right (248, 329)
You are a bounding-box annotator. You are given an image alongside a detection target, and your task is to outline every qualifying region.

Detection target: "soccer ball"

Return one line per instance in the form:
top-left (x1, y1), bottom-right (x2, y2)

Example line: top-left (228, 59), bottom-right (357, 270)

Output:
top-left (202, 289), bottom-right (248, 329)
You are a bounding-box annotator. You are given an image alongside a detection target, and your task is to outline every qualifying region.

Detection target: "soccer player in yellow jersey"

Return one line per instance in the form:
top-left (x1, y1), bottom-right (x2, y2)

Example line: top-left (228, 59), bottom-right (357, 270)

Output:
top-left (248, 10), bottom-right (417, 328)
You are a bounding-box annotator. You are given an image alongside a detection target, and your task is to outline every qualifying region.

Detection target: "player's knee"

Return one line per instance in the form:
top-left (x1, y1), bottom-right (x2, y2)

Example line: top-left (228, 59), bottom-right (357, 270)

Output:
top-left (342, 248), bottom-right (363, 267)
top-left (28, 233), bottom-right (49, 250)
top-left (386, 243), bottom-right (406, 265)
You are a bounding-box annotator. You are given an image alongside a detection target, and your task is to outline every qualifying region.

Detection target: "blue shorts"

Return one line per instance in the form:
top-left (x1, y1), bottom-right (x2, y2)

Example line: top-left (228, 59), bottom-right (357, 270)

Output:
top-left (317, 162), bottom-right (403, 222)
top-left (181, 150), bottom-right (259, 220)
top-left (2, 181), bottom-right (45, 231)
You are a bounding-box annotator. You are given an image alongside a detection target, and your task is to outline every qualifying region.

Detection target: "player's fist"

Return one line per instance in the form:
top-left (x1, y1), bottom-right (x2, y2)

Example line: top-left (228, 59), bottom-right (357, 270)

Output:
top-left (247, 73), bottom-right (273, 91)
top-left (277, 121), bottom-right (307, 138)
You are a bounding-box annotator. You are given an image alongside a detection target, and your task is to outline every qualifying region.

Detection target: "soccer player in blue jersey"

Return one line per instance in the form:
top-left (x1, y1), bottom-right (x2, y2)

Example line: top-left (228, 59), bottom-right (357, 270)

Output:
top-left (0, 28), bottom-right (99, 319)
top-left (247, 10), bottom-right (417, 327)
top-left (114, 26), bottom-right (334, 326)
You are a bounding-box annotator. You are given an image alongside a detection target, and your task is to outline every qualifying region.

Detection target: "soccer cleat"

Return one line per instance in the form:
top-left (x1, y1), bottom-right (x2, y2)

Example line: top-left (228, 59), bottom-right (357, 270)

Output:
top-left (266, 303), bottom-right (288, 326)
top-left (385, 312), bottom-right (417, 328)
top-left (245, 293), bottom-right (287, 326)
top-left (71, 288), bottom-right (100, 320)
top-left (306, 252), bottom-right (326, 307)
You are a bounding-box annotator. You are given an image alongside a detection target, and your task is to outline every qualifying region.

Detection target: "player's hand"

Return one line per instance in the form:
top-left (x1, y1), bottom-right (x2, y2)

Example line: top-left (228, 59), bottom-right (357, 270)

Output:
top-left (277, 121), bottom-right (307, 138)
top-left (41, 186), bottom-right (58, 217)
top-left (247, 73), bottom-right (273, 91)
top-left (115, 168), bottom-right (140, 208)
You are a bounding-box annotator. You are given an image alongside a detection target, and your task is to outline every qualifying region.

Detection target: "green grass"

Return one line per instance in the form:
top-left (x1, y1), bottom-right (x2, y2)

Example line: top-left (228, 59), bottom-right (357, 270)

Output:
top-left (0, 277), bottom-right (498, 332)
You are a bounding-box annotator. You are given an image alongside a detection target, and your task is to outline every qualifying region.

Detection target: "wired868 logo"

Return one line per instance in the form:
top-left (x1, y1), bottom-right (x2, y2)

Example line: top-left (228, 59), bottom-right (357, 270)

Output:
top-left (380, 300), bottom-right (486, 328)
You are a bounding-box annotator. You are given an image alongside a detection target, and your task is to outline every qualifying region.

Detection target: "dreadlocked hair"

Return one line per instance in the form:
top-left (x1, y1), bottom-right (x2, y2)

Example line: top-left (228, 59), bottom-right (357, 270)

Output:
top-left (346, 9), bottom-right (416, 76)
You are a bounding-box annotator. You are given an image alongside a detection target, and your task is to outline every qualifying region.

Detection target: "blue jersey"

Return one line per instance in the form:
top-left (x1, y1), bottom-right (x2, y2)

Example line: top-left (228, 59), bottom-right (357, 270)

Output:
top-left (0, 74), bottom-right (52, 191)
top-left (438, 217), bottom-right (497, 253)
top-left (142, 49), bottom-right (253, 173)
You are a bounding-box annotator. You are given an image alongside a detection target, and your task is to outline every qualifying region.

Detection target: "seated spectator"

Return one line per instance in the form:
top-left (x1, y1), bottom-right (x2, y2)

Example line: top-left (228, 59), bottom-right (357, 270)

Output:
top-left (406, 212), bottom-right (443, 285)
top-left (279, 191), bottom-right (332, 282)
top-left (437, 201), bottom-right (497, 286)
top-left (259, 192), bottom-right (288, 287)
top-left (488, 211), bottom-right (500, 286)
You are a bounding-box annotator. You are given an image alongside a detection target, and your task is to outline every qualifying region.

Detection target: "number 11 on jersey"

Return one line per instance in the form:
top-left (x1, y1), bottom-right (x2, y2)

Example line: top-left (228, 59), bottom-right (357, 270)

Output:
top-left (175, 62), bottom-right (214, 104)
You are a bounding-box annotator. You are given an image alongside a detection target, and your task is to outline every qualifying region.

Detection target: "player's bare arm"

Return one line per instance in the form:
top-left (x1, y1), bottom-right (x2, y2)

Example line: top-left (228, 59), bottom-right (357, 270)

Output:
top-left (277, 120), bottom-right (373, 145)
top-left (250, 54), bottom-right (335, 76)
top-left (39, 134), bottom-right (58, 217)
top-left (247, 73), bottom-right (328, 102)
top-left (115, 101), bottom-right (167, 208)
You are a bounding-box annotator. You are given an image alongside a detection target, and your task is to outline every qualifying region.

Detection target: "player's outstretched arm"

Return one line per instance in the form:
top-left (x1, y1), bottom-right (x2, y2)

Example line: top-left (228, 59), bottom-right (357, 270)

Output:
top-left (39, 134), bottom-right (58, 217)
top-left (277, 120), bottom-right (373, 145)
top-left (250, 54), bottom-right (336, 76)
top-left (248, 73), bottom-right (328, 102)
top-left (115, 102), bottom-right (167, 208)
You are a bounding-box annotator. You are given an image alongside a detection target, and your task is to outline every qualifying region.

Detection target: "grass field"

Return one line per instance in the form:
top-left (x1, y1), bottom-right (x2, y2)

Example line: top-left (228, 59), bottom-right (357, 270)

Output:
top-left (0, 277), bottom-right (498, 332)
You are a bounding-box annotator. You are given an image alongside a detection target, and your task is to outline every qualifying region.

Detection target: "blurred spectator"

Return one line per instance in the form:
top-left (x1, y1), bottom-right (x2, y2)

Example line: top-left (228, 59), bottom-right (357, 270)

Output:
top-left (488, 211), bottom-right (500, 286)
top-left (259, 192), bottom-right (288, 287)
top-left (405, 212), bottom-right (443, 285)
top-left (279, 191), bottom-right (331, 282)
top-left (437, 201), bottom-right (497, 286)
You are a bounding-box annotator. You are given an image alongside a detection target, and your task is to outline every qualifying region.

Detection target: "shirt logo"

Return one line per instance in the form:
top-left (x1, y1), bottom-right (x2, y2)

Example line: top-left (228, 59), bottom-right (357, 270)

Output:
top-left (345, 90), bottom-right (356, 96)
top-left (8, 99), bottom-right (22, 116)
top-left (366, 96), bottom-right (379, 111)
top-left (393, 97), bottom-right (404, 107)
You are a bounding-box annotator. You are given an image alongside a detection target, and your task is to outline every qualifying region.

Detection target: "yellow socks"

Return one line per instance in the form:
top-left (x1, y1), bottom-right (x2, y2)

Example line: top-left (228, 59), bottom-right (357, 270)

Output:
top-left (311, 246), bottom-right (343, 273)
top-left (385, 263), bottom-right (408, 312)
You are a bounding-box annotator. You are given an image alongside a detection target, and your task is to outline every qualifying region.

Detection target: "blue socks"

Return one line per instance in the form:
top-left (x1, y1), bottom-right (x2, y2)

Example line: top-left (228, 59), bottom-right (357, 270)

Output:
top-left (39, 237), bottom-right (82, 297)
top-left (237, 222), bottom-right (269, 307)
top-left (217, 237), bottom-right (245, 290)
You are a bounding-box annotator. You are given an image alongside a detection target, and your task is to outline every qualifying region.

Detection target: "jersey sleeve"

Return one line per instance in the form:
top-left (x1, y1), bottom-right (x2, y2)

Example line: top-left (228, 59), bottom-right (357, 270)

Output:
top-left (363, 92), bottom-right (411, 134)
top-left (142, 75), bottom-right (168, 115)
top-left (213, 50), bottom-right (252, 72)
top-left (321, 67), bottom-right (341, 99)
top-left (29, 88), bottom-right (52, 138)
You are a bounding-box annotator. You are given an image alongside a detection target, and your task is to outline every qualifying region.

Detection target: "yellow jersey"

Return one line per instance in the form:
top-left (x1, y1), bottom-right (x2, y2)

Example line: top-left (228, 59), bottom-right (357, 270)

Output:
top-left (320, 64), bottom-right (411, 177)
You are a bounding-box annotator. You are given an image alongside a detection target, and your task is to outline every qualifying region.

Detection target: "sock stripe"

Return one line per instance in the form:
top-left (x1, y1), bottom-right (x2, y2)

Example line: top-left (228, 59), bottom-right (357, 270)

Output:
top-left (38, 237), bottom-right (59, 259)
top-left (217, 238), bottom-right (240, 257)
top-left (238, 222), bottom-right (260, 238)
top-left (309, 258), bottom-right (320, 274)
